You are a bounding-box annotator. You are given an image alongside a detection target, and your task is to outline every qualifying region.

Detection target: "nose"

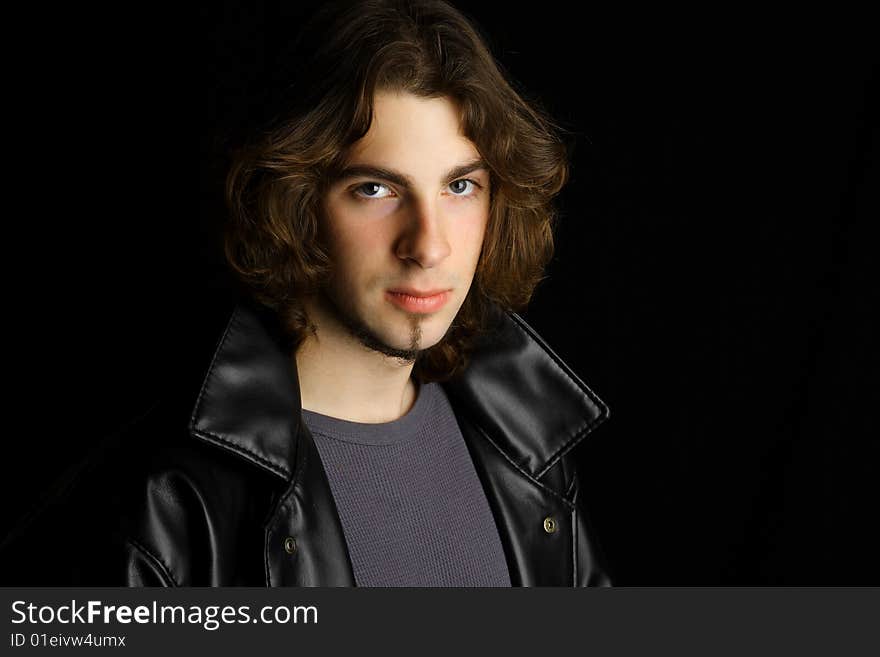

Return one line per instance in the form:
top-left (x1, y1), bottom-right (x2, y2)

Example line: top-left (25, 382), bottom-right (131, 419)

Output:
top-left (394, 197), bottom-right (451, 268)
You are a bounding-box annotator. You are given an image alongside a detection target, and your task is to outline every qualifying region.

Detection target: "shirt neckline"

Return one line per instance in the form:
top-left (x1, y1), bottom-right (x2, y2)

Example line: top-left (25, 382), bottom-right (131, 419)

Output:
top-left (301, 381), bottom-right (437, 446)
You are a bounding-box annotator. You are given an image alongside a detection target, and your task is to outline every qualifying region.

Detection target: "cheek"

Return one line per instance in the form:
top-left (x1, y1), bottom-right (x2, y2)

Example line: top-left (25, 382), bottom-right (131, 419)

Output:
top-left (324, 198), bottom-right (392, 258)
top-left (329, 232), bottom-right (381, 288)
top-left (450, 203), bottom-right (489, 259)
top-left (324, 222), bottom-right (393, 293)
top-left (332, 225), bottom-right (385, 257)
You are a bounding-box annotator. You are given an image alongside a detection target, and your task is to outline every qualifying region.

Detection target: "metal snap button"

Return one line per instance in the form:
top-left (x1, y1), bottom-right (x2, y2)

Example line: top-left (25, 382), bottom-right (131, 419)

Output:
top-left (283, 536), bottom-right (297, 554)
top-left (543, 516), bottom-right (557, 534)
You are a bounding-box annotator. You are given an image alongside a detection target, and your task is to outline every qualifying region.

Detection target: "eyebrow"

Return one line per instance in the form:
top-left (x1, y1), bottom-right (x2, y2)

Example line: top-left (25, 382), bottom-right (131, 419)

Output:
top-left (333, 158), bottom-right (488, 188)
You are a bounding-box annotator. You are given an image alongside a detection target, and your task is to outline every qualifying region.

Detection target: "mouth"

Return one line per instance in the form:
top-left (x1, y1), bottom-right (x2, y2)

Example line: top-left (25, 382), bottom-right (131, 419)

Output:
top-left (385, 288), bottom-right (452, 314)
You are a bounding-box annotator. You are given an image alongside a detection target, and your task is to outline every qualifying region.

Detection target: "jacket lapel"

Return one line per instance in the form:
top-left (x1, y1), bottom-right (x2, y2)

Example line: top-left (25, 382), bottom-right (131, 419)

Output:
top-left (442, 309), bottom-right (610, 585)
top-left (444, 309), bottom-right (610, 481)
top-left (188, 299), bottom-right (355, 585)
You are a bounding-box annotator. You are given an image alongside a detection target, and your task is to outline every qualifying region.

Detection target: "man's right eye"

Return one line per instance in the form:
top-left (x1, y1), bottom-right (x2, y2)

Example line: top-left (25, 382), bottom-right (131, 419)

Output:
top-left (353, 182), bottom-right (394, 199)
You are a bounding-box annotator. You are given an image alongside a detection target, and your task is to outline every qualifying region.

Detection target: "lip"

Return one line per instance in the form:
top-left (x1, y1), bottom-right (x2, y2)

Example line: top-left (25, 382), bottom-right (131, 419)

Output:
top-left (388, 287), bottom-right (450, 297)
top-left (385, 288), bottom-right (451, 314)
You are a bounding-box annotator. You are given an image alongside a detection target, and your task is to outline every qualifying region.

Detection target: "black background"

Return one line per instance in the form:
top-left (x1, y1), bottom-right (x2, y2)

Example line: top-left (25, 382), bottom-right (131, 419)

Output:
top-left (4, 3), bottom-right (876, 584)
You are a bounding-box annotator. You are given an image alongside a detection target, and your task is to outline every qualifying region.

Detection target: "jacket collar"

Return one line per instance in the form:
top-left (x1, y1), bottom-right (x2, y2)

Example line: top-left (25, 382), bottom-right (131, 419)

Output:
top-left (189, 298), bottom-right (609, 483)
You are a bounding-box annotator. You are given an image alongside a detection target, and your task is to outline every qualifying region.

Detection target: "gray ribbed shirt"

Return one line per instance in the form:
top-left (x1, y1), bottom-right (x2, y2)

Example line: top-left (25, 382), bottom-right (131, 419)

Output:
top-left (301, 381), bottom-right (511, 587)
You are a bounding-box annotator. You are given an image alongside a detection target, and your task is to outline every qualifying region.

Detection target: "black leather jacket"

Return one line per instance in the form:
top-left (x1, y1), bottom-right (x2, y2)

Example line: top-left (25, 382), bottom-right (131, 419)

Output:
top-left (1, 299), bottom-right (612, 586)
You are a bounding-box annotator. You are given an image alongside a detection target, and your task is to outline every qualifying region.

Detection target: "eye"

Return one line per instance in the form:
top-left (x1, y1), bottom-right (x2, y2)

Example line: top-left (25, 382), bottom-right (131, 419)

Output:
top-left (448, 179), bottom-right (479, 196)
top-left (353, 182), bottom-right (394, 200)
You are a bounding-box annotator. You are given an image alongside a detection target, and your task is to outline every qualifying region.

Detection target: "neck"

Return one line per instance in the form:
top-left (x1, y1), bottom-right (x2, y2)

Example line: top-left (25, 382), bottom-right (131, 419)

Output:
top-left (294, 301), bottom-right (419, 424)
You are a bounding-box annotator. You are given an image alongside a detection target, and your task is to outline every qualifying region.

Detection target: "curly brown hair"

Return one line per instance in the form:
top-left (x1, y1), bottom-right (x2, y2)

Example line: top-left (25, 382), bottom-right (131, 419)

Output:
top-left (224, 0), bottom-right (569, 383)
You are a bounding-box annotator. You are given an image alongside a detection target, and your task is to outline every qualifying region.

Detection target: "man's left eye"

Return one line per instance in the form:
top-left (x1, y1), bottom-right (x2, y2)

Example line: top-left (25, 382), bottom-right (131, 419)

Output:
top-left (449, 179), bottom-right (477, 195)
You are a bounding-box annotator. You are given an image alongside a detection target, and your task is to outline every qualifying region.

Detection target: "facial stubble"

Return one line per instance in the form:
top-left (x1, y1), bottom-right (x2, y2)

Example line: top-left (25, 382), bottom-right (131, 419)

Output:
top-left (322, 288), bottom-right (424, 363)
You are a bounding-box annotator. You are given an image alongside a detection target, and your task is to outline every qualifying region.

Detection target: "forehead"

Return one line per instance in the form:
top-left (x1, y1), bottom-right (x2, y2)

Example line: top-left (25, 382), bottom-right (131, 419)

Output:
top-left (344, 91), bottom-right (481, 168)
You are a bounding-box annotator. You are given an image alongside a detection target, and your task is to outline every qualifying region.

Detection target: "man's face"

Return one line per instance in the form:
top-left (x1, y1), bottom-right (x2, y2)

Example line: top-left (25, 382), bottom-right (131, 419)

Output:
top-left (317, 91), bottom-right (490, 361)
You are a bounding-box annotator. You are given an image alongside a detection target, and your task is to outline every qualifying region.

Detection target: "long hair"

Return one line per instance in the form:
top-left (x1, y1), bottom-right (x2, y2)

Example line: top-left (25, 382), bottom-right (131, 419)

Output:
top-left (224, 0), bottom-right (569, 383)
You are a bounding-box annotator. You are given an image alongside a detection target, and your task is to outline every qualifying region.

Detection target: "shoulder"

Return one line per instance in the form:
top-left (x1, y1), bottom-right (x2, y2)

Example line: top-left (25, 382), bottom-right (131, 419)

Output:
top-left (6, 394), bottom-right (286, 586)
top-left (95, 392), bottom-right (283, 585)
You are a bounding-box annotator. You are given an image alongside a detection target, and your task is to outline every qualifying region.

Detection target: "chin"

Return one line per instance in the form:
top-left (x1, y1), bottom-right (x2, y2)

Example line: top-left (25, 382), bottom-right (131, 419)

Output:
top-left (386, 322), bottom-right (448, 348)
top-left (386, 309), bottom-right (453, 339)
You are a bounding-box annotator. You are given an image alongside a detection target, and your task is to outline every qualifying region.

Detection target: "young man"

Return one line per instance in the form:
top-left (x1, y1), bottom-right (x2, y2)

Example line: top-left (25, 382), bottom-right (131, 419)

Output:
top-left (0, 0), bottom-right (611, 586)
